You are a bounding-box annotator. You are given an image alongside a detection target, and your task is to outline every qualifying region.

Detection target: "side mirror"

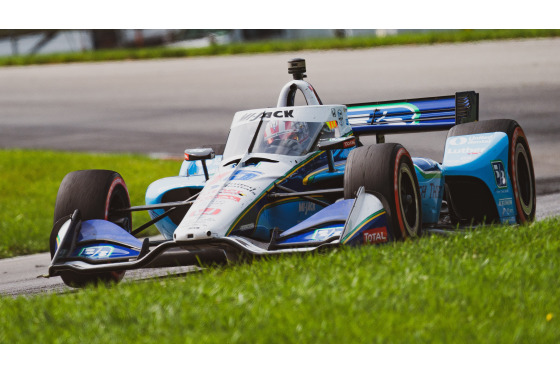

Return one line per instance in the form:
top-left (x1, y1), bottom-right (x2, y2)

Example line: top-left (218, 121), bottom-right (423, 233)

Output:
top-left (184, 148), bottom-right (215, 181)
top-left (184, 148), bottom-right (215, 161)
top-left (318, 136), bottom-right (356, 151)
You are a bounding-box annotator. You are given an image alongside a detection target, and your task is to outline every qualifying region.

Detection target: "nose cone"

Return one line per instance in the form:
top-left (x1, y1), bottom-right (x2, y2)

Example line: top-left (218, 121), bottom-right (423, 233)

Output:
top-left (173, 227), bottom-right (214, 241)
top-left (173, 166), bottom-right (276, 242)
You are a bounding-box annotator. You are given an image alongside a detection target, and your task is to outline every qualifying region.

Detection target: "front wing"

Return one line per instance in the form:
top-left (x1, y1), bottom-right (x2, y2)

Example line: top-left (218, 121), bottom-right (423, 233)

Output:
top-left (48, 188), bottom-right (391, 277)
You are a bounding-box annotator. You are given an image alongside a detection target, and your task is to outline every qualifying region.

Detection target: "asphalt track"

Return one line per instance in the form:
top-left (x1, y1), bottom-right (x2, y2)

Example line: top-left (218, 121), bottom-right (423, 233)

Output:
top-left (1, 38), bottom-right (559, 296)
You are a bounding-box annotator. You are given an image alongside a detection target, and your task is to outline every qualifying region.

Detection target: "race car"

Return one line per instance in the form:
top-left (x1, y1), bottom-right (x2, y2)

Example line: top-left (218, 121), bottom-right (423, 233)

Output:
top-left (49, 58), bottom-right (536, 287)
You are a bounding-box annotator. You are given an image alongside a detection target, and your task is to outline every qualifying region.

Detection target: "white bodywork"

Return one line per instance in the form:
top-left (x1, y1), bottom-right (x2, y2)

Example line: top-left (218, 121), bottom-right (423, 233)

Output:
top-left (173, 104), bottom-right (350, 242)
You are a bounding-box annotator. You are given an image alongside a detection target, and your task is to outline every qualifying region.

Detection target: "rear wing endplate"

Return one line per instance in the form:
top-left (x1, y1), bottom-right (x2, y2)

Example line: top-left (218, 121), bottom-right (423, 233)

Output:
top-left (347, 91), bottom-right (479, 138)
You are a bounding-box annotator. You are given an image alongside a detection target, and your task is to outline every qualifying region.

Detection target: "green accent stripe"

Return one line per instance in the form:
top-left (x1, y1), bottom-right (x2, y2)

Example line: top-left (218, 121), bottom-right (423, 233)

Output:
top-left (341, 209), bottom-right (385, 244)
top-left (349, 102), bottom-right (420, 111)
top-left (349, 102), bottom-right (421, 124)
top-left (302, 160), bottom-right (345, 185)
top-left (413, 164), bottom-right (442, 180)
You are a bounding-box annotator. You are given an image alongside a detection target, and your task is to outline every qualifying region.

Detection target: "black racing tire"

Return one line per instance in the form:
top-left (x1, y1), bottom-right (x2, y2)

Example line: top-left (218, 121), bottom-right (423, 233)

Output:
top-left (447, 119), bottom-right (536, 223)
top-left (344, 143), bottom-right (422, 240)
top-left (51, 170), bottom-right (132, 287)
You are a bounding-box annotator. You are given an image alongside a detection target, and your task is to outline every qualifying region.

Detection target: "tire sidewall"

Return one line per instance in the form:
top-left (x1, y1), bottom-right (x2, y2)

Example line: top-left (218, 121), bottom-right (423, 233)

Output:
top-left (394, 150), bottom-right (421, 238)
top-left (344, 143), bottom-right (422, 240)
top-left (52, 170), bottom-right (131, 286)
top-left (510, 127), bottom-right (536, 223)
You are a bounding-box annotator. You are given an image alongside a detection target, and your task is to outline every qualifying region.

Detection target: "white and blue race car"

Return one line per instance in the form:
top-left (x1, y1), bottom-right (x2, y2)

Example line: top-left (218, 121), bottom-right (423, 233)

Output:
top-left (49, 58), bottom-right (536, 287)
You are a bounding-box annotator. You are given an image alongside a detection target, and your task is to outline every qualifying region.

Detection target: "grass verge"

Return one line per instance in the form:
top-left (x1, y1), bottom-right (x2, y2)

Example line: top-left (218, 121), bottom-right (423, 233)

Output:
top-left (0, 218), bottom-right (558, 343)
top-left (1, 29), bottom-right (559, 67)
top-left (0, 149), bottom-right (182, 258)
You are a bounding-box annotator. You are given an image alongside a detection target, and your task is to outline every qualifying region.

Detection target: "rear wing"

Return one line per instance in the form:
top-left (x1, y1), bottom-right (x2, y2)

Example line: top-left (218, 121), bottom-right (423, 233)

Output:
top-left (347, 91), bottom-right (479, 139)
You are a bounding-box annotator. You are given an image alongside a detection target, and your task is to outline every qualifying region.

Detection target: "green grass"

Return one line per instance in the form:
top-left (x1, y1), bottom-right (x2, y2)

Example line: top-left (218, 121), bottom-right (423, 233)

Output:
top-left (0, 149), bottom-right (182, 258)
top-left (0, 148), bottom-right (558, 343)
top-left (1, 29), bottom-right (559, 67)
top-left (1, 218), bottom-right (558, 343)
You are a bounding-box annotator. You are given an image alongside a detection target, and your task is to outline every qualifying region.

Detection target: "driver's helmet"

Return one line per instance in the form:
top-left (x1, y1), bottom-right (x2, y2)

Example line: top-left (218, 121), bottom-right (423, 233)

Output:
top-left (263, 120), bottom-right (309, 145)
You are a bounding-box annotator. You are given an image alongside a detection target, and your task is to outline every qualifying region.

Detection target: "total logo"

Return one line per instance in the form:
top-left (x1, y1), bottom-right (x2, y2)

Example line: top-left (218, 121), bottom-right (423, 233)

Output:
top-left (343, 139), bottom-right (356, 148)
top-left (363, 227), bottom-right (388, 244)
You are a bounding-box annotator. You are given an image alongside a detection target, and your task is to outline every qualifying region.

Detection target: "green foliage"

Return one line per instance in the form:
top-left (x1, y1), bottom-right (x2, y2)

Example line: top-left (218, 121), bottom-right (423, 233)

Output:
top-left (1, 30), bottom-right (560, 67)
top-left (0, 149), bottom-right (181, 258)
top-left (0, 218), bottom-right (559, 343)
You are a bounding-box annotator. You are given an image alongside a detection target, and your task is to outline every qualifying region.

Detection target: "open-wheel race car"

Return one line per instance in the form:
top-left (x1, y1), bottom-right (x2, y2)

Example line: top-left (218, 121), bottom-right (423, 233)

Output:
top-left (49, 58), bottom-right (536, 287)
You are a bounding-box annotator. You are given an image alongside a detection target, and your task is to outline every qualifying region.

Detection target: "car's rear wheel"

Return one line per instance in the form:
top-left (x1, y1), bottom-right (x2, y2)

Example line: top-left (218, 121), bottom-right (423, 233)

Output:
top-left (344, 143), bottom-right (422, 239)
top-left (51, 170), bottom-right (132, 287)
top-left (446, 119), bottom-right (536, 223)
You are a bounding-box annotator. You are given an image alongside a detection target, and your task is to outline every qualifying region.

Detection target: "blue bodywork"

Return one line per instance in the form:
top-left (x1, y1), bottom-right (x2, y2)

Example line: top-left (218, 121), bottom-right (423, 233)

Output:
top-left (413, 157), bottom-right (445, 224)
top-left (443, 132), bottom-right (517, 224)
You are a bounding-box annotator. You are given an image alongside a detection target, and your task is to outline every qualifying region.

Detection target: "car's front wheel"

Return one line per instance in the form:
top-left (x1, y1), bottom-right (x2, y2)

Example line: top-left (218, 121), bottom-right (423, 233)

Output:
top-left (51, 169), bottom-right (132, 287)
top-left (344, 143), bottom-right (422, 239)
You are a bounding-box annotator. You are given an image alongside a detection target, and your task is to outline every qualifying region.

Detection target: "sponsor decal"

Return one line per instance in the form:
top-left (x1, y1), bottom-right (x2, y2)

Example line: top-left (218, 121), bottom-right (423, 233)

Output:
top-left (448, 137), bottom-right (468, 146)
top-left (323, 136), bottom-right (354, 148)
top-left (498, 198), bottom-right (513, 207)
top-left (419, 183), bottom-right (442, 199)
top-left (225, 182), bottom-right (258, 195)
top-left (240, 110), bottom-right (294, 121)
top-left (448, 134), bottom-right (493, 146)
top-left (445, 134), bottom-right (494, 157)
top-left (331, 108), bottom-right (336, 117)
top-left (80, 246), bottom-right (114, 258)
top-left (219, 188), bottom-right (244, 197)
top-left (239, 223), bottom-right (255, 231)
top-left (230, 170), bottom-right (263, 181)
top-left (491, 161), bottom-right (508, 188)
top-left (188, 208), bottom-right (222, 217)
top-left (326, 120), bottom-right (338, 130)
top-left (446, 134), bottom-right (494, 155)
top-left (363, 227), bottom-right (388, 244)
top-left (298, 201), bottom-right (317, 214)
top-left (338, 109), bottom-right (344, 131)
top-left (501, 207), bottom-right (515, 216)
top-left (216, 194), bottom-right (241, 202)
top-left (312, 227), bottom-right (341, 241)
top-left (348, 103), bottom-right (420, 126)
top-left (469, 134), bottom-right (494, 144)
top-left (343, 138), bottom-right (356, 148)
top-left (495, 188), bottom-right (510, 194)
top-left (446, 146), bottom-right (485, 155)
